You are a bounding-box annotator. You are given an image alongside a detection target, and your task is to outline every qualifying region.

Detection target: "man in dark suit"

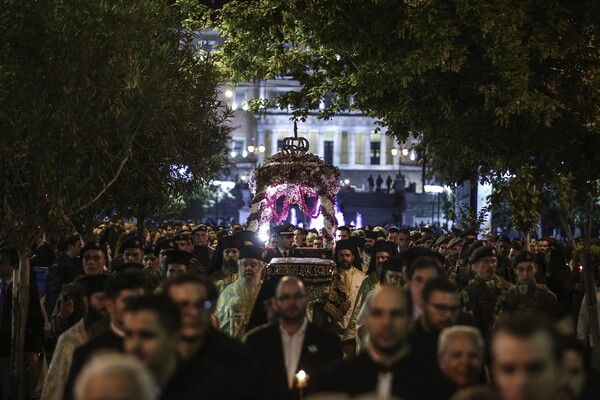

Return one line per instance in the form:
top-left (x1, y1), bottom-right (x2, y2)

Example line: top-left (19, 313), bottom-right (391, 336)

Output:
top-left (265, 225), bottom-right (302, 263)
top-left (313, 285), bottom-right (455, 399)
top-left (245, 276), bottom-right (343, 400)
top-left (162, 274), bottom-right (262, 400)
top-left (62, 269), bottom-right (147, 400)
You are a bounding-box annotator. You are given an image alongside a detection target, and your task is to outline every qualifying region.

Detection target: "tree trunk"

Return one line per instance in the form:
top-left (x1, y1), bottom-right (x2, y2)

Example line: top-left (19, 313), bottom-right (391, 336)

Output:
top-left (581, 252), bottom-right (600, 364)
top-left (11, 246), bottom-right (31, 400)
top-left (524, 231), bottom-right (531, 251)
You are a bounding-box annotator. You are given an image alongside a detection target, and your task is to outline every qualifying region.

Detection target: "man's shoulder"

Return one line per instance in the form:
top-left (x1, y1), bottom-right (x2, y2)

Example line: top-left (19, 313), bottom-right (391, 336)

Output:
top-left (245, 322), bottom-right (279, 344)
top-left (306, 321), bottom-right (341, 342)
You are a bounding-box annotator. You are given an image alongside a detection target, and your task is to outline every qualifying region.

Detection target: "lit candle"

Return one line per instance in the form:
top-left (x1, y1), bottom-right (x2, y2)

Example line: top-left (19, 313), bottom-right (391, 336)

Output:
top-left (295, 370), bottom-right (309, 399)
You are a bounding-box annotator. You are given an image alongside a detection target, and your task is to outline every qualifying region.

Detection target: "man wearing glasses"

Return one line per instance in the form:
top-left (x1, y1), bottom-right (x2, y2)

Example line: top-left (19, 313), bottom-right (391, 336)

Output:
top-left (409, 278), bottom-right (474, 368)
top-left (162, 274), bottom-right (262, 399)
top-left (245, 276), bottom-right (343, 400)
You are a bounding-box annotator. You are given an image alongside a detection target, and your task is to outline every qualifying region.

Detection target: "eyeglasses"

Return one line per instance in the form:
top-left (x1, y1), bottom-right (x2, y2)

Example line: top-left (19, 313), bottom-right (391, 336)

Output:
top-left (428, 302), bottom-right (460, 313)
top-left (276, 294), bottom-right (306, 302)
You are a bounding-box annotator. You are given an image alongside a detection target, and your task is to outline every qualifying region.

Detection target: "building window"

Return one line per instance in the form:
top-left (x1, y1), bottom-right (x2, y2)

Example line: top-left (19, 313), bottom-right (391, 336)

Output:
top-left (230, 139), bottom-right (245, 158)
top-left (370, 141), bottom-right (380, 165)
top-left (324, 141), bottom-right (334, 164)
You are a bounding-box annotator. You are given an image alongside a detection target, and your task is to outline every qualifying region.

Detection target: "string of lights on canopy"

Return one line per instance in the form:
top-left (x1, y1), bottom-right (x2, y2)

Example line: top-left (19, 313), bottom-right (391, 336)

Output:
top-left (246, 122), bottom-right (340, 240)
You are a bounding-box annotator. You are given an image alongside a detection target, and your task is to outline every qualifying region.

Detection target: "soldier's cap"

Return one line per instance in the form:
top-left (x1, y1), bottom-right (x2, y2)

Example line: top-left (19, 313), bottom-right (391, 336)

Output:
top-left (348, 235), bottom-right (366, 250)
top-left (173, 232), bottom-right (193, 243)
top-left (239, 245), bottom-right (264, 261)
top-left (402, 247), bottom-right (445, 269)
top-left (120, 236), bottom-right (145, 253)
top-left (466, 240), bottom-right (486, 260)
top-left (410, 231), bottom-right (422, 241)
top-left (459, 227), bottom-right (478, 239)
top-left (164, 250), bottom-right (191, 267)
top-left (64, 234), bottom-right (81, 247)
top-left (383, 255), bottom-right (404, 272)
top-left (447, 237), bottom-right (464, 249)
top-left (421, 226), bottom-right (432, 235)
top-left (373, 240), bottom-right (398, 256)
top-left (233, 230), bottom-right (259, 246)
top-left (192, 224), bottom-right (209, 234)
top-left (450, 227), bottom-right (462, 236)
top-left (81, 241), bottom-right (108, 260)
top-left (387, 226), bottom-right (400, 234)
top-left (512, 250), bottom-right (536, 269)
top-left (154, 237), bottom-right (175, 257)
top-left (364, 230), bottom-right (379, 240)
top-left (112, 262), bottom-right (145, 274)
top-left (273, 224), bottom-right (295, 236)
top-left (435, 236), bottom-right (451, 247)
top-left (351, 229), bottom-right (365, 238)
top-left (82, 275), bottom-right (108, 296)
top-left (469, 245), bottom-right (496, 264)
top-left (373, 226), bottom-right (388, 236)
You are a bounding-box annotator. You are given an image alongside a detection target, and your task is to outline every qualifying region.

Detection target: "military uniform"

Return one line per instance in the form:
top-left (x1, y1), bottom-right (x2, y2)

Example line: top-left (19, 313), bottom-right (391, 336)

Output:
top-left (460, 275), bottom-right (512, 337)
top-left (494, 282), bottom-right (557, 318)
top-left (448, 261), bottom-right (474, 291)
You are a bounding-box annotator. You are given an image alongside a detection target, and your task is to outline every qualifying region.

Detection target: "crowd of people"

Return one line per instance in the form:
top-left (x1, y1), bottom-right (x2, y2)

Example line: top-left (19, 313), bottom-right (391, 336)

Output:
top-left (1, 219), bottom-right (599, 400)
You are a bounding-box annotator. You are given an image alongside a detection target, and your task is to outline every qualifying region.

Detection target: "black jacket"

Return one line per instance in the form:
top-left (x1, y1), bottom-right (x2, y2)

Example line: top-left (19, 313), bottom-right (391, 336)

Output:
top-left (245, 321), bottom-right (343, 400)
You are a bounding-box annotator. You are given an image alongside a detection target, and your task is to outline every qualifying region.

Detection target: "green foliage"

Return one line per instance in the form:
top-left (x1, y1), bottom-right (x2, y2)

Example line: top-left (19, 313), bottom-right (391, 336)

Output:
top-left (0, 0), bottom-right (229, 242)
top-left (491, 165), bottom-right (541, 235)
top-left (455, 203), bottom-right (488, 231)
top-left (201, 0), bottom-right (599, 191)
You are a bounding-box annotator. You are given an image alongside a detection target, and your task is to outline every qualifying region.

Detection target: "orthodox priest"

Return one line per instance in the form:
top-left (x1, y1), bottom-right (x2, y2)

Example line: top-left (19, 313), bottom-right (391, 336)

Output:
top-left (216, 245), bottom-right (265, 340)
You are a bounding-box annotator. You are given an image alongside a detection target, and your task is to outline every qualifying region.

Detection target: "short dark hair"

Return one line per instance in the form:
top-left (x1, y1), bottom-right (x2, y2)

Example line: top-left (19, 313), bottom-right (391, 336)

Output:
top-left (0, 246), bottom-right (19, 267)
top-left (163, 273), bottom-right (218, 305)
top-left (560, 336), bottom-right (591, 373)
top-left (105, 269), bottom-right (147, 300)
top-left (407, 257), bottom-right (443, 281)
top-left (398, 228), bottom-right (411, 236)
top-left (125, 295), bottom-right (181, 335)
top-left (421, 278), bottom-right (458, 302)
top-left (337, 226), bottom-right (351, 233)
top-left (493, 312), bottom-right (562, 363)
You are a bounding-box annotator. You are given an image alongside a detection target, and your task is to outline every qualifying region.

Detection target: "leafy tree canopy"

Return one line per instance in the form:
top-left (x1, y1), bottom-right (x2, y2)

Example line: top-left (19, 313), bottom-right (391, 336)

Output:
top-left (0, 0), bottom-right (229, 242)
top-left (185, 0), bottom-right (599, 193)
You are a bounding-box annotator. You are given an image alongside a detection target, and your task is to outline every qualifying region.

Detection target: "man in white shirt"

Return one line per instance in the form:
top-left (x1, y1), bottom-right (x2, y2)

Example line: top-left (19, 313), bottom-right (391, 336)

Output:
top-left (245, 276), bottom-right (342, 399)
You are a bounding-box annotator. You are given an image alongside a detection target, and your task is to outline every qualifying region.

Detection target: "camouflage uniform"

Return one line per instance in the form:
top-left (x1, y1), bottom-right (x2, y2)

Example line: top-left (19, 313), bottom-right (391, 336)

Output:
top-left (148, 266), bottom-right (166, 291)
top-left (448, 260), bottom-right (474, 291)
top-left (50, 275), bottom-right (87, 338)
top-left (494, 282), bottom-right (556, 319)
top-left (189, 257), bottom-right (207, 276)
top-left (144, 267), bottom-right (166, 292)
top-left (460, 275), bottom-right (512, 337)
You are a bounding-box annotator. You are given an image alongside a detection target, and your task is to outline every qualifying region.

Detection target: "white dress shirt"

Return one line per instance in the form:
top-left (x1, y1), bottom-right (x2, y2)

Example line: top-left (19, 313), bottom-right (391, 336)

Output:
top-left (280, 318), bottom-right (308, 388)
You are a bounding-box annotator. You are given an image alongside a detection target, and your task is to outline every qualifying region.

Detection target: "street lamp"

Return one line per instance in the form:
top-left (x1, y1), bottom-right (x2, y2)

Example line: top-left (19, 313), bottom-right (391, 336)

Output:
top-left (247, 143), bottom-right (266, 155)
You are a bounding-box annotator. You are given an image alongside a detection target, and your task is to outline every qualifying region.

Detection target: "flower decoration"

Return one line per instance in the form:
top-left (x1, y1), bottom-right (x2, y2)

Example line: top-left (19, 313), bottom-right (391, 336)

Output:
top-left (247, 143), bottom-right (340, 240)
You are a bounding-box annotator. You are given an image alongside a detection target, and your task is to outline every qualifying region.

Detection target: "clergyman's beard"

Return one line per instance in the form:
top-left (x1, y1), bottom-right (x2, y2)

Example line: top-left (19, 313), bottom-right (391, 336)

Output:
top-left (223, 259), bottom-right (238, 275)
top-left (84, 307), bottom-right (106, 330)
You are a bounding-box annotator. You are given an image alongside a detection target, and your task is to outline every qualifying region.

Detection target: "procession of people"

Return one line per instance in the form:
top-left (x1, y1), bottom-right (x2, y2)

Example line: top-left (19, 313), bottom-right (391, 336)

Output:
top-left (1, 220), bottom-right (599, 399)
